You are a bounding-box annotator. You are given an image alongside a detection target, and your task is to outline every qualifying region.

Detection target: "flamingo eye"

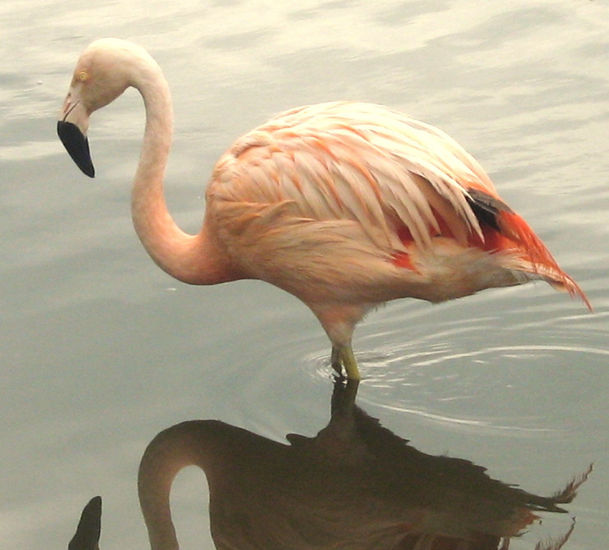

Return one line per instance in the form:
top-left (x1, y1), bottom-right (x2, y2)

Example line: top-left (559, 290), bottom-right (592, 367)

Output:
top-left (76, 70), bottom-right (89, 82)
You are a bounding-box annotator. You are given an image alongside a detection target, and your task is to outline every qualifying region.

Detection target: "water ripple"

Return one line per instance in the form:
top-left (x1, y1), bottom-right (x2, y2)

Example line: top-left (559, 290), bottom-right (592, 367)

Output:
top-left (289, 300), bottom-right (609, 439)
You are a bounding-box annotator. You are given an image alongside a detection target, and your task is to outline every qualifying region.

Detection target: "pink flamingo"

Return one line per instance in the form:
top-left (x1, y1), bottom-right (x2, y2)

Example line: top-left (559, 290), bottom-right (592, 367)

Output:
top-left (57, 39), bottom-right (590, 380)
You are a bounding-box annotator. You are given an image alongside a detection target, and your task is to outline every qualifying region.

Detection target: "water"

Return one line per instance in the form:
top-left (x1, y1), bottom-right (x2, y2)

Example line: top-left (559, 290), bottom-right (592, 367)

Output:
top-left (1, 1), bottom-right (608, 548)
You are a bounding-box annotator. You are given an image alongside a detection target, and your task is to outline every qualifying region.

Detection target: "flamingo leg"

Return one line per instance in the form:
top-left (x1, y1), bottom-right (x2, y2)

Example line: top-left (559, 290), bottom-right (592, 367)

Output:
top-left (331, 346), bottom-right (342, 375)
top-left (331, 344), bottom-right (361, 381)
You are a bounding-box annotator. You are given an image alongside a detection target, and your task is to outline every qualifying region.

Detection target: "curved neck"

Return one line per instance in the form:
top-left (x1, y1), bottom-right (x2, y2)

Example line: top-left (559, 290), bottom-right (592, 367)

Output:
top-left (138, 421), bottom-right (227, 550)
top-left (138, 423), bottom-right (199, 550)
top-left (129, 58), bottom-right (232, 285)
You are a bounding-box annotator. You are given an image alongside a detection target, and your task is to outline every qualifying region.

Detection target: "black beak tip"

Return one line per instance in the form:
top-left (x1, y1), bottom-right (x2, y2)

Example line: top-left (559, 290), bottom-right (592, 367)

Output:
top-left (57, 120), bottom-right (95, 178)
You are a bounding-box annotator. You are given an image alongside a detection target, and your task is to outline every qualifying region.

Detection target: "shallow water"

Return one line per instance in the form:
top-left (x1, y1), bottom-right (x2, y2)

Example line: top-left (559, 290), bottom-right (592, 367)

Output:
top-left (1, 1), bottom-right (609, 548)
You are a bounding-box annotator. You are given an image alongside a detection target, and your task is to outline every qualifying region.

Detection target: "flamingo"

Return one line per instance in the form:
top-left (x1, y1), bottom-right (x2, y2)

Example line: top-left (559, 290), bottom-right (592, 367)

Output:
top-left (57, 38), bottom-right (590, 380)
top-left (68, 379), bottom-right (588, 550)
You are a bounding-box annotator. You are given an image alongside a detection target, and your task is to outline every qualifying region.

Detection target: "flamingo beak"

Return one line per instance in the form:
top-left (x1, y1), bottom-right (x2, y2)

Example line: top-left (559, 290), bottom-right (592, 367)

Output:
top-left (57, 94), bottom-right (95, 178)
top-left (57, 121), bottom-right (95, 178)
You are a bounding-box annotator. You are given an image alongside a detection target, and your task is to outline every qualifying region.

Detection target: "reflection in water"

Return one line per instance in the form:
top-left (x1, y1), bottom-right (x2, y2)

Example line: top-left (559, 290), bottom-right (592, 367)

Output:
top-left (69, 379), bottom-right (589, 550)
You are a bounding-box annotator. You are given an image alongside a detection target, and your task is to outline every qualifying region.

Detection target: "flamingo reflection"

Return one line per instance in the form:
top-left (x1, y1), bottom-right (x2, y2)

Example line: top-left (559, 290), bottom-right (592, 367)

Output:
top-left (69, 379), bottom-right (589, 549)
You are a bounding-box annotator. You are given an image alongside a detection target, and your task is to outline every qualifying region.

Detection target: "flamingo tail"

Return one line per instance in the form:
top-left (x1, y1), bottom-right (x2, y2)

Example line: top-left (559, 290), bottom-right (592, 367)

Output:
top-left (466, 189), bottom-right (591, 311)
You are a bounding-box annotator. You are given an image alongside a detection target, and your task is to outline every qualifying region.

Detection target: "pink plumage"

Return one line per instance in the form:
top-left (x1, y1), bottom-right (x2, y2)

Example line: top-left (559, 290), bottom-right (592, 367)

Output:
top-left (58, 39), bottom-right (590, 382)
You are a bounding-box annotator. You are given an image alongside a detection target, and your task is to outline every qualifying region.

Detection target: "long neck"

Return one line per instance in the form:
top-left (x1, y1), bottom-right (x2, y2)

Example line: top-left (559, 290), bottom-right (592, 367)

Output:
top-left (138, 421), bottom-right (226, 550)
top-left (130, 59), bottom-right (231, 285)
top-left (138, 422), bottom-right (200, 550)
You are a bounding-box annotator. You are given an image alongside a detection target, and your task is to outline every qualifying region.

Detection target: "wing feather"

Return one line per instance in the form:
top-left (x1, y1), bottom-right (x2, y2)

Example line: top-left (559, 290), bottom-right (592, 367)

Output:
top-left (209, 102), bottom-right (494, 253)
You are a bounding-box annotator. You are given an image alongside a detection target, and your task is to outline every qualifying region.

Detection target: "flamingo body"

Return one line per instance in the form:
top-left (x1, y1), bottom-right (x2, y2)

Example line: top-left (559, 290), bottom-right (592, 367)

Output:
top-left (58, 39), bottom-right (589, 379)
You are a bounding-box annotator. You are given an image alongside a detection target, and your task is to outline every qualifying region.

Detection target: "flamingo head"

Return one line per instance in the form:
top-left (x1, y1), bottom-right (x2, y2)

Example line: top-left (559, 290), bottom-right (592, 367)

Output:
top-left (57, 39), bottom-right (140, 178)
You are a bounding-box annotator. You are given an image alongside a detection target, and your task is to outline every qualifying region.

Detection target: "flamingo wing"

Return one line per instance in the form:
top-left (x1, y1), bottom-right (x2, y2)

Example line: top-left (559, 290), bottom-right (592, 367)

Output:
top-left (207, 101), bottom-right (589, 308)
top-left (210, 102), bottom-right (483, 247)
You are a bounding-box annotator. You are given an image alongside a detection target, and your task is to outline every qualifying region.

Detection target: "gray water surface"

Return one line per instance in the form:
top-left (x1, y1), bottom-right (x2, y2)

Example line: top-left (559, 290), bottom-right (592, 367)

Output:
top-left (2, 1), bottom-right (608, 548)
